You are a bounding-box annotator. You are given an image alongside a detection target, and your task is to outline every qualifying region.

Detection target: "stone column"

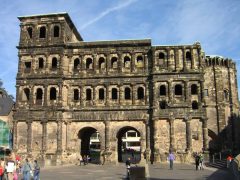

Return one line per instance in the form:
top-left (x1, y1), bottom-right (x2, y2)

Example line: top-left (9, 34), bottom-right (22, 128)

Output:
top-left (65, 121), bottom-right (71, 151)
top-left (168, 81), bottom-right (173, 104)
top-left (15, 85), bottom-right (20, 106)
top-left (183, 48), bottom-right (186, 71)
top-left (132, 84), bottom-right (135, 105)
top-left (42, 121), bottom-right (47, 153)
top-left (169, 118), bottom-right (175, 151)
top-left (191, 48), bottom-right (194, 69)
top-left (185, 117), bottom-right (192, 151)
top-left (44, 85), bottom-right (48, 106)
top-left (185, 81), bottom-right (189, 102)
top-left (105, 121), bottom-right (110, 150)
top-left (30, 86), bottom-right (34, 105)
top-left (58, 83), bottom-right (62, 105)
top-left (174, 48), bottom-right (179, 71)
top-left (57, 121), bottom-right (63, 154)
top-left (27, 121), bottom-right (32, 154)
top-left (202, 118), bottom-right (209, 151)
top-left (145, 120), bottom-right (151, 162)
top-left (200, 80), bottom-right (205, 103)
top-left (12, 121), bottom-right (18, 152)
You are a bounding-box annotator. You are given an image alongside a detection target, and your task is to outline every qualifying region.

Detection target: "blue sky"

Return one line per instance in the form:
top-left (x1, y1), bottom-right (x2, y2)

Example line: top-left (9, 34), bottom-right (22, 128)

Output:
top-left (0, 0), bottom-right (240, 98)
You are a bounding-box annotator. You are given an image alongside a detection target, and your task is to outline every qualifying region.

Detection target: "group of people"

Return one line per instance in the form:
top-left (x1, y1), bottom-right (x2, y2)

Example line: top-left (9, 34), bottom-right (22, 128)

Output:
top-left (78, 154), bottom-right (91, 166)
top-left (0, 152), bottom-right (40, 180)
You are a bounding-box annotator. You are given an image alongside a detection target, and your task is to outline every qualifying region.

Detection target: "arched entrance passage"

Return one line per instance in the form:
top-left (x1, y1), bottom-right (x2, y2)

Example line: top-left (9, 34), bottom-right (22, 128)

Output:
top-left (208, 129), bottom-right (219, 154)
top-left (78, 127), bottom-right (101, 161)
top-left (117, 126), bottom-right (141, 163)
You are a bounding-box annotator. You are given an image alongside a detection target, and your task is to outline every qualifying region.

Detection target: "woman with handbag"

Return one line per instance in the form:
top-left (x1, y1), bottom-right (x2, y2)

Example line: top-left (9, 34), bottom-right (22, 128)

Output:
top-left (22, 159), bottom-right (32, 180)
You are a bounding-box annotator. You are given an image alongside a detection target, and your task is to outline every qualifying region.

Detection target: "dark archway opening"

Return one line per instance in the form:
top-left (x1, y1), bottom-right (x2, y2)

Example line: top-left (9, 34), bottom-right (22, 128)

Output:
top-left (78, 127), bottom-right (100, 164)
top-left (117, 127), bottom-right (141, 163)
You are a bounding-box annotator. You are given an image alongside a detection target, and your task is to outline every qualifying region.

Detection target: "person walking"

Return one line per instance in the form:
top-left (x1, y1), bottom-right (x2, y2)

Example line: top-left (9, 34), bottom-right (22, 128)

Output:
top-left (125, 157), bottom-right (131, 179)
top-left (168, 151), bottom-right (175, 170)
top-left (99, 150), bottom-right (105, 165)
top-left (33, 160), bottom-right (40, 180)
top-left (6, 154), bottom-right (16, 180)
top-left (227, 154), bottom-right (233, 168)
top-left (0, 158), bottom-right (4, 180)
top-left (195, 153), bottom-right (200, 171)
top-left (22, 159), bottom-right (32, 180)
top-left (199, 153), bottom-right (204, 170)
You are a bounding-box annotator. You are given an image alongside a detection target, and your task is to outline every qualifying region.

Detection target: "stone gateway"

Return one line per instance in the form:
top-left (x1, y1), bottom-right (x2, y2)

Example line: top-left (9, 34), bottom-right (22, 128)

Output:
top-left (13, 13), bottom-right (240, 165)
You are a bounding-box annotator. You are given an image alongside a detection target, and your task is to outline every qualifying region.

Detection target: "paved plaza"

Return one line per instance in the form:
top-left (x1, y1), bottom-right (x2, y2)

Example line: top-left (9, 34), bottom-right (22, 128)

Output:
top-left (39, 162), bottom-right (233, 180)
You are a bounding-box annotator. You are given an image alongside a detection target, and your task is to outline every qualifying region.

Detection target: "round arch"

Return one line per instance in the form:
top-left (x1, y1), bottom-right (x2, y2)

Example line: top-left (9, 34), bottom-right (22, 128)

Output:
top-left (77, 126), bottom-right (104, 162)
top-left (116, 126), bottom-right (142, 163)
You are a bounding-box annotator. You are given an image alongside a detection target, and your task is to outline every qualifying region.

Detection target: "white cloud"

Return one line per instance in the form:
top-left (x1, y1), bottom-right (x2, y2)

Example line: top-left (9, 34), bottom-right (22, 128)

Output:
top-left (80, 0), bottom-right (138, 30)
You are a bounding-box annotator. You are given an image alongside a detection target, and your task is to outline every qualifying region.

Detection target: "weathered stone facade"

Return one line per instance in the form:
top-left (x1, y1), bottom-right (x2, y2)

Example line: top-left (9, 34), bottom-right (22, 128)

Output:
top-left (13, 13), bottom-right (239, 164)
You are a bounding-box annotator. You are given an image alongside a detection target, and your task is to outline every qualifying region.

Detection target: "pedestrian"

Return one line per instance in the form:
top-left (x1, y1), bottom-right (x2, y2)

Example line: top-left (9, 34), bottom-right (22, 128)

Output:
top-left (33, 160), bottom-right (40, 180)
top-left (168, 151), bottom-right (175, 170)
top-left (99, 150), bottom-right (105, 165)
top-left (0, 158), bottom-right (4, 180)
top-left (195, 153), bottom-right (200, 170)
top-left (199, 153), bottom-right (204, 170)
top-left (22, 159), bottom-right (32, 180)
top-left (79, 155), bottom-right (84, 166)
top-left (6, 153), bottom-right (16, 180)
top-left (125, 157), bottom-right (131, 179)
top-left (227, 154), bottom-right (233, 168)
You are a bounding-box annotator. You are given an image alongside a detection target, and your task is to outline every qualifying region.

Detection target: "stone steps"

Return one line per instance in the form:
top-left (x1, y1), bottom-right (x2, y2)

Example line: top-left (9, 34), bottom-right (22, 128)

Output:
top-left (205, 159), bottom-right (227, 169)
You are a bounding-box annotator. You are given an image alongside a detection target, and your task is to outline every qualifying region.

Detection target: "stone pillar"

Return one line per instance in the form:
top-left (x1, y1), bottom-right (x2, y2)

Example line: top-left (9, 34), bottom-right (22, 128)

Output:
top-left (185, 81), bottom-right (189, 102)
top-left (42, 121), bottom-right (47, 153)
top-left (132, 84), bottom-right (135, 105)
top-left (15, 85), bottom-right (20, 106)
top-left (27, 121), bottom-right (32, 154)
top-left (202, 118), bottom-right (209, 151)
top-left (57, 121), bottom-right (63, 154)
top-left (65, 121), bottom-right (71, 151)
top-left (44, 85), bottom-right (48, 106)
top-left (58, 83), bottom-right (62, 105)
top-left (200, 80), bottom-right (205, 103)
top-left (145, 120), bottom-right (151, 162)
top-left (191, 48), bottom-right (194, 69)
top-left (183, 48), bottom-right (186, 71)
top-left (185, 117), bottom-right (192, 151)
top-left (30, 85), bottom-right (34, 105)
top-left (105, 121), bottom-right (110, 150)
top-left (174, 48), bottom-right (179, 71)
top-left (12, 121), bottom-right (18, 152)
top-left (168, 81), bottom-right (173, 104)
top-left (169, 118), bottom-right (175, 151)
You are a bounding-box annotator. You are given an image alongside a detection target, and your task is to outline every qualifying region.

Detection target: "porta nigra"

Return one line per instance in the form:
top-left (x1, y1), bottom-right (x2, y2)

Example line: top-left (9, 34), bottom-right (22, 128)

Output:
top-left (13, 13), bottom-right (240, 165)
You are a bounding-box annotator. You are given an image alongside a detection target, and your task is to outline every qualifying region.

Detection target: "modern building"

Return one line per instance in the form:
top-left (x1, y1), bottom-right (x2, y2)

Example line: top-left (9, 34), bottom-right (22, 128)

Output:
top-left (13, 13), bottom-right (239, 164)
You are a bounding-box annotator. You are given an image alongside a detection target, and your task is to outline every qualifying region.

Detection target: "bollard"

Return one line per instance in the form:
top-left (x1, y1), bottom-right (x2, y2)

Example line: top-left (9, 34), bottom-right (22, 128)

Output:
top-left (219, 152), bottom-right (222, 161)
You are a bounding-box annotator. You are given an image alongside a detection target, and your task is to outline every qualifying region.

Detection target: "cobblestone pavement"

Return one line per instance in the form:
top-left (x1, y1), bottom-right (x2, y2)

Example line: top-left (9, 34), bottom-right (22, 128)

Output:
top-left (39, 163), bottom-right (233, 180)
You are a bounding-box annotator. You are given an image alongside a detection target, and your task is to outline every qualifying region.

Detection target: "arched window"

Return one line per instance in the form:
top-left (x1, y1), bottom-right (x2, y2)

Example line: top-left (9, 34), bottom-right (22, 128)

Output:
top-left (175, 84), bottom-right (182, 95)
top-left (191, 84), bottom-right (198, 95)
top-left (86, 89), bottom-right (92, 100)
top-left (27, 27), bottom-right (32, 39)
top-left (124, 56), bottom-right (131, 68)
top-left (52, 57), bottom-right (58, 69)
top-left (36, 88), bottom-right (43, 100)
top-left (86, 58), bottom-right (93, 69)
top-left (23, 88), bottom-right (30, 101)
top-left (53, 26), bottom-right (60, 37)
top-left (160, 85), bottom-right (166, 96)
top-left (74, 58), bottom-right (80, 70)
top-left (99, 88), bottom-right (105, 100)
top-left (74, 89), bottom-right (79, 100)
top-left (38, 58), bottom-right (44, 69)
top-left (159, 101), bottom-right (167, 109)
top-left (186, 51), bottom-right (191, 61)
top-left (192, 101), bottom-right (198, 109)
top-left (137, 56), bottom-right (143, 67)
top-left (224, 90), bottom-right (229, 101)
top-left (137, 87), bottom-right (144, 100)
top-left (125, 87), bottom-right (131, 100)
top-left (159, 52), bottom-right (165, 65)
top-left (98, 57), bottom-right (105, 69)
top-left (39, 26), bottom-right (46, 38)
top-left (111, 57), bottom-right (118, 69)
top-left (112, 88), bottom-right (118, 100)
top-left (50, 87), bottom-right (57, 100)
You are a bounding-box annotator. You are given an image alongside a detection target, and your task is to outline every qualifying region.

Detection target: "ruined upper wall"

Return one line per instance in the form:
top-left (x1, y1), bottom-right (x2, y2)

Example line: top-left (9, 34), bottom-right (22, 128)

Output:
top-left (18, 12), bottom-right (83, 47)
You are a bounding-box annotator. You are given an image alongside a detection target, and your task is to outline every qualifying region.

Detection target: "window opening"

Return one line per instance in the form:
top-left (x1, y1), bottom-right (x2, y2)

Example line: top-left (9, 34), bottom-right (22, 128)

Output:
top-left (125, 87), bottom-right (131, 100)
top-left (124, 56), bottom-right (130, 68)
top-left (159, 101), bottom-right (167, 109)
top-left (137, 87), bottom-right (144, 99)
top-left (74, 89), bottom-right (79, 100)
top-left (186, 51), bottom-right (191, 61)
top-left (191, 84), bottom-right (198, 95)
top-left (99, 57), bottom-right (105, 69)
top-left (53, 26), bottom-right (59, 37)
top-left (111, 57), bottom-right (118, 69)
top-left (160, 85), bottom-right (166, 96)
top-left (23, 88), bottom-right (30, 101)
top-left (86, 58), bottom-right (93, 69)
top-left (39, 26), bottom-right (46, 38)
top-left (175, 84), bottom-right (182, 95)
top-left (38, 58), bottom-right (44, 69)
top-left (50, 87), bottom-right (57, 100)
top-left (99, 88), bottom-right (105, 100)
top-left (27, 27), bottom-right (32, 38)
top-left (86, 89), bottom-right (92, 100)
top-left (52, 57), bottom-right (57, 69)
top-left (74, 58), bottom-right (80, 70)
top-left (192, 101), bottom-right (198, 109)
top-left (112, 88), bottom-right (118, 100)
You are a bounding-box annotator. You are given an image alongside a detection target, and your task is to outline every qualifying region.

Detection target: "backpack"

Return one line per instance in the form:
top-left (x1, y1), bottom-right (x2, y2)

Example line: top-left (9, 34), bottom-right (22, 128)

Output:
top-left (0, 166), bottom-right (3, 176)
